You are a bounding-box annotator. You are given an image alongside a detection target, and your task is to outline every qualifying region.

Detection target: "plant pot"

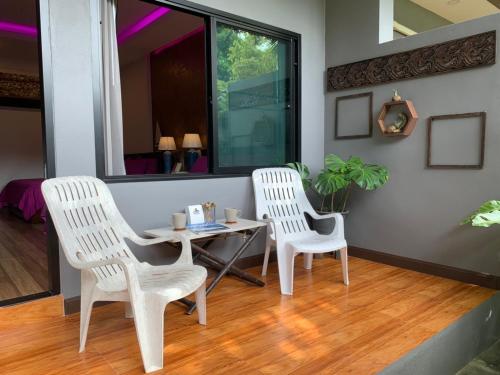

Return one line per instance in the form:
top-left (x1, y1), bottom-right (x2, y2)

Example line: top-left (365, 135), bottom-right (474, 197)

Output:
top-left (313, 210), bottom-right (349, 235)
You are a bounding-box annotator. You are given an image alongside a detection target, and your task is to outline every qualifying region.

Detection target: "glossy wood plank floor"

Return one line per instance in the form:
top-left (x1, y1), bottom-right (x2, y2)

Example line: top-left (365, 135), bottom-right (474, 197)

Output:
top-left (0, 209), bottom-right (47, 301)
top-left (0, 257), bottom-right (495, 374)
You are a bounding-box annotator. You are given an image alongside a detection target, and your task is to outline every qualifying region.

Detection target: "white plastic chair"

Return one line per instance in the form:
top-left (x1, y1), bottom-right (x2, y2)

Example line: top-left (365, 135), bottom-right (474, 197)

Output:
top-left (42, 176), bottom-right (207, 373)
top-left (252, 168), bottom-right (348, 295)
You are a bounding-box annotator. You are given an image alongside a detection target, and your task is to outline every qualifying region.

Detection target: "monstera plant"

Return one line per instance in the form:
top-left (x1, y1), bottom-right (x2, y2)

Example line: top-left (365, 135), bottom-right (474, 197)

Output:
top-left (287, 154), bottom-right (389, 213)
top-left (462, 201), bottom-right (500, 227)
top-left (287, 162), bottom-right (312, 191)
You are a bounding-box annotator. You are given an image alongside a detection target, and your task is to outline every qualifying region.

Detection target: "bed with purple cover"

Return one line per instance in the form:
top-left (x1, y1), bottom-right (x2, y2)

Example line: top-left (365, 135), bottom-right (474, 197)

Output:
top-left (0, 178), bottom-right (47, 222)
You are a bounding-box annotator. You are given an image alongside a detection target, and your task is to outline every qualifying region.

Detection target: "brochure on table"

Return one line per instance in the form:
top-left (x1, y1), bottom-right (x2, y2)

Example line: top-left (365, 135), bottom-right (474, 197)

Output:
top-left (185, 204), bottom-right (228, 234)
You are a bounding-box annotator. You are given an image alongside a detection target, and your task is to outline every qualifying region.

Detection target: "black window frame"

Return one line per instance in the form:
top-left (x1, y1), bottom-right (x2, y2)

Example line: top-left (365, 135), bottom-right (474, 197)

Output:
top-left (94, 0), bottom-right (301, 183)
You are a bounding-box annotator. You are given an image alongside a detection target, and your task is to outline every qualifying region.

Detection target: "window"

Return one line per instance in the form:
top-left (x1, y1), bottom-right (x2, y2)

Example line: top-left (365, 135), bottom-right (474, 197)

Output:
top-left (391, 0), bottom-right (500, 40)
top-left (214, 23), bottom-right (295, 173)
top-left (96, 0), bottom-right (300, 181)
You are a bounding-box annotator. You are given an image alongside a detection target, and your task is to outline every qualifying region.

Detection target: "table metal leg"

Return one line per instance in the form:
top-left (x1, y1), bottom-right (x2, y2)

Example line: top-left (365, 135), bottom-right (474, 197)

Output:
top-left (177, 297), bottom-right (196, 309)
top-left (186, 227), bottom-right (263, 315)
top-left (191, 243), bottom-right (265, 287)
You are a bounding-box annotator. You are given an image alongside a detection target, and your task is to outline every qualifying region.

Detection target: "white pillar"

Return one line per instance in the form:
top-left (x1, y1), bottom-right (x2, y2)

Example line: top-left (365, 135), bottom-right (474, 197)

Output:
top-left (379, 0), bottom-right (394, 43)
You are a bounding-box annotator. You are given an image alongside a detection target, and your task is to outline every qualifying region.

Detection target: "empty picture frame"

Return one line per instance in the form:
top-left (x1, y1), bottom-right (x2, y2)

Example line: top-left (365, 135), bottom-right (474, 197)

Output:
top-left (335, 92), bottom-right (373, 140)
top-left (427, 112), bottom-right (486, 169)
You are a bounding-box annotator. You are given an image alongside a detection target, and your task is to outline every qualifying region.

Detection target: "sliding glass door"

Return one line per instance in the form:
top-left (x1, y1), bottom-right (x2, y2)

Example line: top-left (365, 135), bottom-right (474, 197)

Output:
top-left (213, 21), bottom-right (296, 174)
top-left (0, 0), bottom-right (59, 306)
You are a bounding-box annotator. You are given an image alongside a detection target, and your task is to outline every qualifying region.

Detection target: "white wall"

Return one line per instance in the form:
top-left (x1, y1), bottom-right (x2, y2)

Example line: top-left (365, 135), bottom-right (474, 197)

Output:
top-left (42, 0), bottom-right (326, 299)
top-left (0, 108), bottom-right (44, 190)
top-left (325, 0), bottom-right (500, 275)
top-left (41, 0), bottom-right (97, 297)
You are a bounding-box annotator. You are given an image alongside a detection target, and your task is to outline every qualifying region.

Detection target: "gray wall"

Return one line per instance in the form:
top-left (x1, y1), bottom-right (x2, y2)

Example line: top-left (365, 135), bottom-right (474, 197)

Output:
top-left (41, 0), bottom-right (326, 299)
top-left (325, 0), bottom-right (500, 276)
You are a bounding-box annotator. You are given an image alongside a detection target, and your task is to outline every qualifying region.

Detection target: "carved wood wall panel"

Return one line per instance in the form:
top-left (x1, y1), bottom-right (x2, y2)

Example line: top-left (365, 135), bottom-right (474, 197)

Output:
top-left (0, 72), bottom-right (40, 100)
top-left (327, 31), bottom-right (496, 91)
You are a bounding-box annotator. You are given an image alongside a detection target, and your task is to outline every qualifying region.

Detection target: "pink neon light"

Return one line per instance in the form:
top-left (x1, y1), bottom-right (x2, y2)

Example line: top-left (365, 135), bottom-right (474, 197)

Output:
top-left (0, 21), bottom-right (37, 37)
top-left (153, 25), bottom-right (205, 55)
top-left (117, 7), bottom-right (170, 44)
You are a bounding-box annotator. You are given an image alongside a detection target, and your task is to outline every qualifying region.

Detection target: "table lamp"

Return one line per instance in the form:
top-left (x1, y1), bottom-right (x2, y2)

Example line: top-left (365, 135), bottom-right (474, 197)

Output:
top-left (158, 136), bottom-right (176, 173)
top-left (182, 133), bottom-right (202, 171)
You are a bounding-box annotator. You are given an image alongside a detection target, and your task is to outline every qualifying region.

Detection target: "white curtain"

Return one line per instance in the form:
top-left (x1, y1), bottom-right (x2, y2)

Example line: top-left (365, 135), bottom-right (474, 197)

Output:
top-left (101, 0), bottom-right (126, 176)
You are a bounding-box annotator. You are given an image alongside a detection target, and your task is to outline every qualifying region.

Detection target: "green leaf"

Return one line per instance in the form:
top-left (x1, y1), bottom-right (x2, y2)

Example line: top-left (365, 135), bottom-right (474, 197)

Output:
top-left (314, 170), bottom-right (349, 196)
top-left (286, 162), bottom-right (312, 190)
top-left (348, 164), bottom-right (389, 190)
top-left (345, 156), bottom-right (364, 170)
top-left (324, 154), bottom-right (346, 172)
top-left (462, 200), bottom-right (500, 227)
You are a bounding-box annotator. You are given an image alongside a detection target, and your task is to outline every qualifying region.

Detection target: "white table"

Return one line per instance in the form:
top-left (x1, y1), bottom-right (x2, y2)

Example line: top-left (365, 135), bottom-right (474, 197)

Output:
top-left (144, 219), bottom-right (266, 314)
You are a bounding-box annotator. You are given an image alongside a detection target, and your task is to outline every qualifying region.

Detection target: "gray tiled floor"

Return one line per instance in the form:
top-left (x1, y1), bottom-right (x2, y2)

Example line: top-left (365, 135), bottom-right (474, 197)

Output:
top-left (457, 340), bottom-right (500, 375)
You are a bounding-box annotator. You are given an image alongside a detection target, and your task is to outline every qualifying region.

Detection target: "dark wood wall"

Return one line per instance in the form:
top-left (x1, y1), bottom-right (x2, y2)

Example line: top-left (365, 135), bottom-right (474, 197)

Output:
top-left (150, 31), bottom-right (208, 150)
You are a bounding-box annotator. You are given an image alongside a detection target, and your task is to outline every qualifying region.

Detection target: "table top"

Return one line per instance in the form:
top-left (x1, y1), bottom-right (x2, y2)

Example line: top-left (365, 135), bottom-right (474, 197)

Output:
top-left (144, 218), bottom-right (266, 242)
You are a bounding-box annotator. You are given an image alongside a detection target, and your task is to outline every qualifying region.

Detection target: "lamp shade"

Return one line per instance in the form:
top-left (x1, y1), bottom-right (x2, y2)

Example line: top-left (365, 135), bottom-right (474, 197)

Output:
top-left (182, 133), bottom-right (202, 149)
top-left (158, 136), bottom-right (176, 151)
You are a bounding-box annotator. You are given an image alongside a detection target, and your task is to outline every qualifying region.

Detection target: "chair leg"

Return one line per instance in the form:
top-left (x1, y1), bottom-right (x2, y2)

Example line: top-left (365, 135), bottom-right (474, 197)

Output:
top-left (195, 282), bottom-right (207, 325)
top-left (262, 236), bottom-right (272, 276)
top-left (277, 245), bottom-right (295, 295)
top-left (340, 247), bottom-right (349, 286)
top-left (132, 298), bottom-right (167, 373)
top-left (125, 302), bottom-right (134, 318)
top-left (303, 253), bottom-right (313, 270)
top-left (79, 271), bottom-right (96, 353)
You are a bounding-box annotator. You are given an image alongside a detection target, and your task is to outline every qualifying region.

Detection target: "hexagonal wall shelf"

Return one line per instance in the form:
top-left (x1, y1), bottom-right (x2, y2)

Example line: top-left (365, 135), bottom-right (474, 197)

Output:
top-left (377, 100), bottom-right (418, 137)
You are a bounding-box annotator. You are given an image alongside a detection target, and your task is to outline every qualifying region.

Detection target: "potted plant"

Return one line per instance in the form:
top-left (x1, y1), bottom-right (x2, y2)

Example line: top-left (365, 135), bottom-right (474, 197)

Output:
top-left (288, 154), bottom-right (389, 212)
top-left (462, 200), bottom-right (500, 227)
top-left (287, 154), bottom-right (389, 234)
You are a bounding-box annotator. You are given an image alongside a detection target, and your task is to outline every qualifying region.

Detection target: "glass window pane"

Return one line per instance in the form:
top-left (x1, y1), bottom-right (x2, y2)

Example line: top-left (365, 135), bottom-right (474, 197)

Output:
top-left (216, 23), bottom-right (291, 168)
top-left (106, 1), bottom-right (208, 177)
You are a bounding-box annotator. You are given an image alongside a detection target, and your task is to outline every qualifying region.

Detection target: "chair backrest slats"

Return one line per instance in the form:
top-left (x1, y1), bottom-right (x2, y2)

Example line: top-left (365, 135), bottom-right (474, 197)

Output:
top-left (252, 168), bottom-right (316, 238)
top-left (42, 176), bottom-right (138, 291)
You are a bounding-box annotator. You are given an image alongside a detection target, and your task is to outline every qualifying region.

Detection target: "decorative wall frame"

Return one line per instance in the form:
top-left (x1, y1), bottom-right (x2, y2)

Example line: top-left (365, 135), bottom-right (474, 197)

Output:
top-left (427, 112), bottom-right (486, 169)
top-left (377, 100), bottom-right (418, 137)
top-left (327, 31), bottom-right (496, 91)
top-left (334, 92), bottom-right (373, 140)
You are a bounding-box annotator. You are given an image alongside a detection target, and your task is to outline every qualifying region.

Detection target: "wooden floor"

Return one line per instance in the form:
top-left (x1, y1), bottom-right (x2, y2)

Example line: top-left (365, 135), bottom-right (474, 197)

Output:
top-left (0, 209), bottom-right (48, 301)
top-left (0, 257), bottom-right (495, 374)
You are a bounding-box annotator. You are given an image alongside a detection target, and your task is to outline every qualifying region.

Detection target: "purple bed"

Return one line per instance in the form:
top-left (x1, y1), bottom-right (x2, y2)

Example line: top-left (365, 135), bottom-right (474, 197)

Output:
top-left (0, 178), bottom-right (47, 222)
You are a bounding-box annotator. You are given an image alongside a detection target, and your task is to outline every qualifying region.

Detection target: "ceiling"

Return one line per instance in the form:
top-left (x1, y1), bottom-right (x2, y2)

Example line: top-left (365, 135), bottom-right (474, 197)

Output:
top-left (0, 0), bottom-right (39, 75)
top-left (117, 0), bottom-right (205, 67)
top-left (0, 0), bottom-right (205, 73)
top-left (411, 0), bottom-right (500, 23)
top-left (0, 0), bottom-right (38, 26)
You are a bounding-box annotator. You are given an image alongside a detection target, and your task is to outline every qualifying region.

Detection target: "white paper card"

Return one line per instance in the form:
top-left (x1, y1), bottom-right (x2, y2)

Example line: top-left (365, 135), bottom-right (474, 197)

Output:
top-left (186, 204), bottom-right (205, 225)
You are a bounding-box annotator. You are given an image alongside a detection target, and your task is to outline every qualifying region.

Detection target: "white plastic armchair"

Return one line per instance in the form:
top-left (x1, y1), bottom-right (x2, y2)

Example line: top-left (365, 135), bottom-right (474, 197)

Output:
top-left (252, 168), bottom-right (348, 295)
top-left (41, 176), bottom-right (207, 373)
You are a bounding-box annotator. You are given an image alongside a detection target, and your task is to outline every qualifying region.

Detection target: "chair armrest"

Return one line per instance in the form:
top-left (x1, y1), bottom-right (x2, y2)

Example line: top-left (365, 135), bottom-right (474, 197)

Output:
top-left (306, 210), bottom-right (338, 221)
top-left (170, 232), bottom-right (193, 265)
top-left (128, 234), bottom-right (173, 247)
top-left (259, 217), bottom-right (285, 243)
top-left (77, 256), bottom-right (141, 293)
top-left (127, 232), bottom-right (193, 265)
top-left (77, 256), bottom-right (134, 270)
